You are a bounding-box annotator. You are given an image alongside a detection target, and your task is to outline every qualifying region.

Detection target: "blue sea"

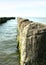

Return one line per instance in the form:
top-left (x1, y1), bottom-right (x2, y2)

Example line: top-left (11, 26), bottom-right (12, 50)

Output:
top-left (25, 17), bottom-right (46, 24)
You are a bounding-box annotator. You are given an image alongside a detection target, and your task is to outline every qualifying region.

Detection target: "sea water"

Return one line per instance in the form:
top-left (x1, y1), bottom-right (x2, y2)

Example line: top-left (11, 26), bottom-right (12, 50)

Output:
top-left (0, 19), bottom-right (19, 65)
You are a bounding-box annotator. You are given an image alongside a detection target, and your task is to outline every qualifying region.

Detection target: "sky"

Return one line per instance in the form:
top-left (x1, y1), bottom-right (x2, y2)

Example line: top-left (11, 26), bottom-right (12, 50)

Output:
top-left (0, 0), bottom-right (46, 17)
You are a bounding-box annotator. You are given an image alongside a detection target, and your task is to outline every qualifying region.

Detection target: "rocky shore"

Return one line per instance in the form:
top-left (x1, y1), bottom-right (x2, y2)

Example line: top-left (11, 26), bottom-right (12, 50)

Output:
top-left (0, 17), bottom-right (15, 24)
top-left (17, 18), bottom-right (46, 65)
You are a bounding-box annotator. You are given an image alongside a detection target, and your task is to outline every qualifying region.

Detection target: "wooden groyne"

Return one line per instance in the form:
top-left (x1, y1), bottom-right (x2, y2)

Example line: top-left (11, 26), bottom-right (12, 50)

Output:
top-left (17, 18), bottom-right (46, 65)
top-left (0, 17), bottom-right (15, 24)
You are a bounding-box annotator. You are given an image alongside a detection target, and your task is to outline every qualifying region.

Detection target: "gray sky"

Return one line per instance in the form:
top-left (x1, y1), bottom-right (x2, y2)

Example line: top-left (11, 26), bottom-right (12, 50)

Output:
top-left (0, 0), bottom-right (46, 17)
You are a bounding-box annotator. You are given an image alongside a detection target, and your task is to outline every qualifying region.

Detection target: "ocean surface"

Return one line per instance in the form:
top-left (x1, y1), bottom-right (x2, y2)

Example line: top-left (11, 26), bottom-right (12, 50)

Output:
top-left (0, 19), bottom-right (19, 65)
top-left (26, 17), bottom-right (46, 24)
top-left (0, 17), bottom-right (46, 65)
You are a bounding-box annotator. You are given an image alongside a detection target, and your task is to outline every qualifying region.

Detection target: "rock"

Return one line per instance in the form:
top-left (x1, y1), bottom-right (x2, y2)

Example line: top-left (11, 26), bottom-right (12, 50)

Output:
top-left (17, 18), bottom-right (46, 65)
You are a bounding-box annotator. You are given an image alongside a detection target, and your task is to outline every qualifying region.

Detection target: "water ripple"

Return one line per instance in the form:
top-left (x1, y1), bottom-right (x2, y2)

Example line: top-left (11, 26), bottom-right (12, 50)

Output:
top-left (0, 19), bottom-right (19, 65)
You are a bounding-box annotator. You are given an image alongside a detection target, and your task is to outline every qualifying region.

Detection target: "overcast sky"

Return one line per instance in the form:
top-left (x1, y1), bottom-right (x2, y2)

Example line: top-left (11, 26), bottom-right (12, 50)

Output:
top-left (0, 0), bottom-right (46, 17)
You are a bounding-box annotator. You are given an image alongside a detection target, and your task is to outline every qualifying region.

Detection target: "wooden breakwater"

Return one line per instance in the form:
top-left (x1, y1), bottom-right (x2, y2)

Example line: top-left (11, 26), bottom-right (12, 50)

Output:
top-left (0, 17), bottom-right (15, 24)
top-left (17, 17), bottom-right (46, 65)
